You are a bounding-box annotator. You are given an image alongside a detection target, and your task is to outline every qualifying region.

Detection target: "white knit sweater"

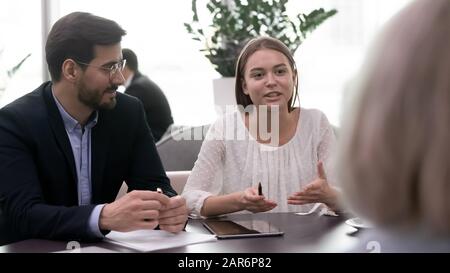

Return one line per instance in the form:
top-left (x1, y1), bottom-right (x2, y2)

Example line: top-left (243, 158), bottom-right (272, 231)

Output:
top-left (182, 108), bottom-right (337, 215)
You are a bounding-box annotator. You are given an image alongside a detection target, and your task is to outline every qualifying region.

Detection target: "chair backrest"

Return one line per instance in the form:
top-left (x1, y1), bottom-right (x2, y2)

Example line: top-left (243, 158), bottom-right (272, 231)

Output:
top-left (166, 170), bottom-right (190, 194)
top-left (156, 125), bottom-right (209, 171)
top-left (115, 171), bottom-right (191, 200)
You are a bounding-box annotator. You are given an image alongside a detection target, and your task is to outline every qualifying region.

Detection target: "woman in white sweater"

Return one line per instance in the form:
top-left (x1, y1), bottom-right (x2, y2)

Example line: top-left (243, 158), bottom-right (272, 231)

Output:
top-left (182, 37), bottom-right (340, 217)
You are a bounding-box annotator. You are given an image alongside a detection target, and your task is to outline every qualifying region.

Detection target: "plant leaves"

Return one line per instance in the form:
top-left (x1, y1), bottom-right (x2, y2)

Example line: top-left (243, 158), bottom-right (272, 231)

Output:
top-left (7, 53), bottom-right (31, 78)
top-left (184, 0), bottom-right (337, 77)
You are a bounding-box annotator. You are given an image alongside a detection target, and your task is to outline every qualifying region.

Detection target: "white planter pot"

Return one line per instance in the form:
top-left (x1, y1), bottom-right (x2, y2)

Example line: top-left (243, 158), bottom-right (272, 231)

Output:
top-left (213, 77), bottom-right (236, 115)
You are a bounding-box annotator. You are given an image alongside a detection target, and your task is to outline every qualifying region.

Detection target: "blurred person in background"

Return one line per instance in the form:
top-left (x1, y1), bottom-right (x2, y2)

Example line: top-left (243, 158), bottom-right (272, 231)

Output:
top-left (338, 0), bottom-right (450, 252)
top-left (122, 48), bottom-right (173, 142)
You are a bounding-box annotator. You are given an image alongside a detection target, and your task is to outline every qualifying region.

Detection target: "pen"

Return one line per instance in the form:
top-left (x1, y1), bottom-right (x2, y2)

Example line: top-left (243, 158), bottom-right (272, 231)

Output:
top-left (156, 187), bottom-right (163, 194)
top-left (258, 182), bottom-right (262, 196)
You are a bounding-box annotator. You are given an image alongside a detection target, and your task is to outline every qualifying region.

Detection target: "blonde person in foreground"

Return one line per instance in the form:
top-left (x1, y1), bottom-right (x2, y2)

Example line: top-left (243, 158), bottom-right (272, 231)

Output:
top-left (338, 0), bottom-right (450, 252)
top-left (182, 37), bottom-right (341, 217)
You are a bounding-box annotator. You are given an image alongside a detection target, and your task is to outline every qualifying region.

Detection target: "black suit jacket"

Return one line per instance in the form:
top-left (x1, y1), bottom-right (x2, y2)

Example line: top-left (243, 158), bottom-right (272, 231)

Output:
top-left (125, 72), bottom-right (173, 142)
top-left (0, 82), bottom-right (176, 245)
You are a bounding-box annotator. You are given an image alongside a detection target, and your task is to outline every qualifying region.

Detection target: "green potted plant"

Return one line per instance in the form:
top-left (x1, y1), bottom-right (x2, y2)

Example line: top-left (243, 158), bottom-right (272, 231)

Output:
top-left (184, 0), bottom-right (337, 112)
top-left (184, 0), bottom-right (337, 77)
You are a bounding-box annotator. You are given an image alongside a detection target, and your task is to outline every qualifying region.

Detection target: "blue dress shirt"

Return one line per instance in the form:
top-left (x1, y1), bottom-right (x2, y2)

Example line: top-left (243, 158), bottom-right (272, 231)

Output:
top-left (52, 90), bottom-right (105, 238)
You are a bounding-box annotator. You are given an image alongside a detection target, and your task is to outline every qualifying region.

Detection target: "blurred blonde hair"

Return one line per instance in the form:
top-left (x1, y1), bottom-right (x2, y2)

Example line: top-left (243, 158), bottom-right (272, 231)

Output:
top-left (339, 0), bottom-right (450, 234)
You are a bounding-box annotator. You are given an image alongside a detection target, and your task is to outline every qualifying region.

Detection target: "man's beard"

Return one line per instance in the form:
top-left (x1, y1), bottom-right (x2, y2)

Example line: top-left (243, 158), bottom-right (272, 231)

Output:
top-left (78, 82), bottom-right (118, 110)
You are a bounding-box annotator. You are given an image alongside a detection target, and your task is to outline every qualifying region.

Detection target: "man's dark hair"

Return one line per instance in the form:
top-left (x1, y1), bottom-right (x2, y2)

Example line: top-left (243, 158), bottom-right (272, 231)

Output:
top-left (122, 48), bottom-right (139, 72)
top-left (45, 12), bottom-right (127, 81)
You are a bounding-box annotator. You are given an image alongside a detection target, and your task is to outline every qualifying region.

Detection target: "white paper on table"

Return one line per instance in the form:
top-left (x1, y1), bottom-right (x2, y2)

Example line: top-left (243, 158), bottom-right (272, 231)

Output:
top-left (295, 203), bottom-right (339, 217)
top-left (295, 203), bottom-right (322, 216)
top-left (105, 230), bottom-right (217, 252)
top-left (54, 246), bottom-right (118, 253)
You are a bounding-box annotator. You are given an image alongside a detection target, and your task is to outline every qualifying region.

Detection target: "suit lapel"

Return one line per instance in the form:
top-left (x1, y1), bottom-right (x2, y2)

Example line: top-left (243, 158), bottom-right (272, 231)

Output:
top-left (91, 110), bottom-right (110, 201)
top-left (43, 83), bottom-right (78, 185)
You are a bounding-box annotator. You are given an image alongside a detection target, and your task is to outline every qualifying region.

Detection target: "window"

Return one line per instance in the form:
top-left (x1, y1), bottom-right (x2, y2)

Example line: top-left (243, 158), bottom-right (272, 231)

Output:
top-left (55, 0), bottom-right (218, 126)
top-left (288, 0), bottom-right (413, 125)
top-left (0, 0), bottom-right (42, 108)
top-left (0, 0), bottom-right (413, 126)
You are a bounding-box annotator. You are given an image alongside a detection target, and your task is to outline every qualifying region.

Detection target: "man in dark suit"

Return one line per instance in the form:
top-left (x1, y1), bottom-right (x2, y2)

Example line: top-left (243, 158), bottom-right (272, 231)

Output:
top-left (0, 12), bottom-right (187, 245)
top-left (121, 49), bottom-right (174, 142)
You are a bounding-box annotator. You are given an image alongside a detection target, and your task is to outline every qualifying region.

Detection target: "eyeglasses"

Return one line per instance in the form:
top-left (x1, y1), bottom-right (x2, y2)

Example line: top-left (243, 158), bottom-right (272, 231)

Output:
top-left (74, 59), bottom-right (127, 78)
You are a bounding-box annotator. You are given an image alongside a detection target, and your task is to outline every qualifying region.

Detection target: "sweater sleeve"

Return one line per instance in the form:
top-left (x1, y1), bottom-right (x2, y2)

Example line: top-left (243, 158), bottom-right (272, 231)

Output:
top-left (181, 117), bottom-right (226, 215)
top-left (317, 111), bottom-right (338, 187)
